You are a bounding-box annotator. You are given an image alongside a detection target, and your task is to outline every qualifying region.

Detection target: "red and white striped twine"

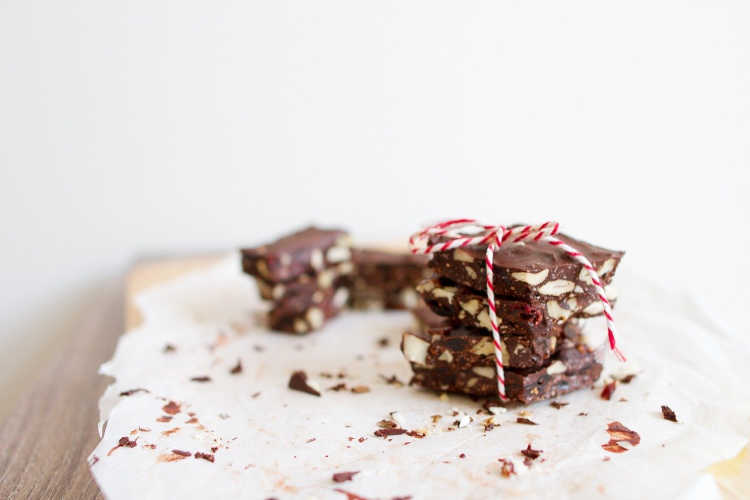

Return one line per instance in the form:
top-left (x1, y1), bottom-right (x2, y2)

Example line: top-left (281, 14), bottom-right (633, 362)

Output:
top-left (408, 219), bottom-right (625, 401)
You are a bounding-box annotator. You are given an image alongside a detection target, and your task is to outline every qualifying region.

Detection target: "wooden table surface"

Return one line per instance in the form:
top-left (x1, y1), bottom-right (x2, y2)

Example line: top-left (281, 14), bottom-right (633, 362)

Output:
top-left (1, 255), bottom-right (747, 499)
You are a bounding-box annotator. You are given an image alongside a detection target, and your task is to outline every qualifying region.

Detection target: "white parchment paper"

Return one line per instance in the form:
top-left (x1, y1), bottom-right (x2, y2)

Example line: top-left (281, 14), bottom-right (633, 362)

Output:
top-left (89, 256), bottom-right (750, 499)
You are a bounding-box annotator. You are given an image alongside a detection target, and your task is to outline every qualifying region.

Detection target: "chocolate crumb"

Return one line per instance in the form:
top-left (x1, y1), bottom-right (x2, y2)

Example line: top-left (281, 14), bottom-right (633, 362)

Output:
top-left (253, 344), bottom-right (265, 352)
top-left (523, 457), bottom-right (533, 467)
top-left (185, 417), bottom-right (199, 424)
top-left (578, 412), bottom-right (588, 416)
top-left (521, 444), bottom-right (542, 460)
top-left (600, 381), bottom-right (616, 400)
top-left (143, 444), bottom-right (156, 449)
top-left (288, 370), bottom-right (321, 396)
top-left (190, 375), bottom-right (211, 383)
top-left (171, 449), bottom-right (191, 457)
top-left (211, 446), bottom-right (218, 452)
top-left (602, 421), bottom-right (641, 453)
top-left (380, 374), bottom-right (404, 386)
top-left (195, 452), bottom-right (215, 463)
top-left (358, 437), bottom-right (366, 443)
top-left (230, 360), bottom-right (242, 374)
top-left (306, 437), bottom-right (316, 443)
top-left (498, 458), bottom-right (516, 477)
top-left (550, 401), bottom-right (569, 409)
top-left (119, 388), bottom-right (149, 397)
top-left (377, 337), bottom-right (389, 347)
top-left (406, 430), bottom-right (425, 438)
top-left (374, 428), bottom-right (407, 438)
top-left (156, 416), bottom-right (172, 422)
top-left (329, 383), bottom-right (348, 391)
top-left (162, 401), bottom-right (181, 415)
top-left (603, 456), bottom-right (611, 462)
top-left (431, 415), bottom-right (442, 423)
top-left (516, 417), bottom-right (537, 425)
top-left (351, 385), bottom-right (370, 394)
top-left (163, 344), bottom-right (176, 353)
top-left (107, 436), bottom-right (137, 456)
top-left (619, 374), bottom-right (636, 384)
top-left (619, 397), bottom-right (628, 402)
top-left (332, 471), bottom-right (359, 483)
top-left (459, 453), bottom-right (466, 459)
top-left (661, 405), bottom-right (678, 422)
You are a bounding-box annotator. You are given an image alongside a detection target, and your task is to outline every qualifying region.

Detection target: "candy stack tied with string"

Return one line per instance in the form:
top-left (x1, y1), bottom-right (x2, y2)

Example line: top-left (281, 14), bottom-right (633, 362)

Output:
top-left (401, 221), bottom-right (625, 404)
top-left (241, 226), bottom-right (354, 333)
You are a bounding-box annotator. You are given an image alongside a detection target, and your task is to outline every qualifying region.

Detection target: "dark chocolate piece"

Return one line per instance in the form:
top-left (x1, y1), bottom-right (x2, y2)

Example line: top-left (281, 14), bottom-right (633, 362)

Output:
top-left (241, 226), bottom-right (351, 283)
top-left (349, 247), bottom-right (430, 310)
top-left (401, 321), bottom-right (566, 371)
top-left (417, 277), bottom-right (613, 336)
top-left (661, 405), bottom-right (678, 422)
top-left (405, 337), bottom-right (603, 404)
top-left (332, 471), bottom-right (359, 483)
top-left (427, 229), bottom-right (623, 308)
top-left (288, 370), bottom-right (321, 396)
top-left (267, 283), bottom-right (349, 334)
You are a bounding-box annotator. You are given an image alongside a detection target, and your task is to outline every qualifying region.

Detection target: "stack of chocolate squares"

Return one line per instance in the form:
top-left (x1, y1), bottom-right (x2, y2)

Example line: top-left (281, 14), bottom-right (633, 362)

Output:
top-left (241, 227), bottom-right (354, 333)
top-left (349, 248), bottom-right (431, 310)
top-left (401, 230), bottom-right (624, 404)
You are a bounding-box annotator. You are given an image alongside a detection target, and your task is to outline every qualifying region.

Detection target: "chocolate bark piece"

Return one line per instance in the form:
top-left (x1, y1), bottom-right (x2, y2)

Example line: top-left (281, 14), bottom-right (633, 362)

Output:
top-left (427, 229), bottom-right (623, 309)
top-left (268, 283), bottom-right (349, 334)
top-left (254, 261), bottom-right (354, 301)
top-left (241, 226), bottom-right (352, 283)
top-left (404, 331), bottom-right (603, 404)
top-left (401, 324), bottom-right (561, 370)
top-left (349, 247), bottom-right (430, 310)
top-left (417, 277), bottom-right (613, 336)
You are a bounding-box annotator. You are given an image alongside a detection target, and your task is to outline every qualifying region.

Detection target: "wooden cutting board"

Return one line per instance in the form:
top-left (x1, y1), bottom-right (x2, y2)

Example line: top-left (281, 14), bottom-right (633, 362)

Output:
top-left (0, 255), bottom-right (746, 499)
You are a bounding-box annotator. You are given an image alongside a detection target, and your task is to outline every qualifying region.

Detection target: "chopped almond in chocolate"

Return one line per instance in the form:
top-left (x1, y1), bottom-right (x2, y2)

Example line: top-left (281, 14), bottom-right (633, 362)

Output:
top-left (190, 375), bottom-right (211, 383)
top-left (119, 388), bottom-right (149, 397)
top-left (521, 444), bottom-right (542, 460)
top-left (351, 385), bottom-right (370, 394)
top-left (195, 452), bottom-right (215, 463)
top-left (229, 360), bottom-right (242, 374)
top-left (516, 417), bottom-right (537, 425)
top-left (374, 428), bottom-right (407, 437)
top-left (600, 380), bottom-right (616, 400)
top-left (550, 401), bottom-right (569, 409)
top-left (288, 370), bottom-right (321, 396)
top-left (661, 405), bottom-right (678, 422)
top-left (162, 401), bottom-right (181, 415)
top-left (332, 471), bottom-right (360, 483)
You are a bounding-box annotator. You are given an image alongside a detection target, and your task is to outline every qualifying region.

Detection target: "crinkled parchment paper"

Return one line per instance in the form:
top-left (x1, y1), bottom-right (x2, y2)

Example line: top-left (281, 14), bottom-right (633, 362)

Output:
top-left (89, 256), bottom-right (750, 499)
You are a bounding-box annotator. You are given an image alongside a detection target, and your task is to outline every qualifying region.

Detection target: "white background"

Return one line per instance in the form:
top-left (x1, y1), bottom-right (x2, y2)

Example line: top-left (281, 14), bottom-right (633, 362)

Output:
top-left (1, 1), bottom-right (748, 397)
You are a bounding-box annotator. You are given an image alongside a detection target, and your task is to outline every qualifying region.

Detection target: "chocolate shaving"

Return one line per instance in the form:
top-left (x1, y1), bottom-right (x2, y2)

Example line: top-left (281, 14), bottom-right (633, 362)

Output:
top-left (333, 489), bottom-right (369, 500)
top-left (329, 382), bottom-right (348, 391)
top-left (550, 401), bottom-right (569, 409)
top-left (332, 471), bottom-right (360, 483)
top-left (156, 416), bottom-right (172, 422)
top-left (229, 360), bottom-right (242, 374)
top-left (602, 441), bottom-right (628, 453)
top-left (374, 428), bottom-right (407, 437)
top-left (516, 417), bottom-right (537, 425)
top-left (406, 430), bottom-right (425, 438)
top-left (119, 388), bottom-right (149, 397)
top-left (288, 370), bottom-right (321, 396)
top-left (195, 452), bottom-right (215, 463)
top-left (190, 376), bottom-right (211, 383)
top-left (521, 444), bottom-right (542, 460)
top-left (602, 421), bottom-right (641, 453)
top-left (171, 449), bottom-right (191, 457)
top-left (162, 401), bottom-right (181, 415)
top-left (661, 405), bottom-right (678, 422)
top-left (350, 385), bottom-right (370, 394)
top-left (600, 381), bottom-right (616, 400)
